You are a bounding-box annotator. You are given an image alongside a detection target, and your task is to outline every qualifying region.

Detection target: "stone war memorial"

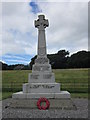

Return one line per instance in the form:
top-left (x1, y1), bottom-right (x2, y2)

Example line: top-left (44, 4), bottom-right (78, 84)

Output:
top-left (12, 15), bottom-right (75, 109)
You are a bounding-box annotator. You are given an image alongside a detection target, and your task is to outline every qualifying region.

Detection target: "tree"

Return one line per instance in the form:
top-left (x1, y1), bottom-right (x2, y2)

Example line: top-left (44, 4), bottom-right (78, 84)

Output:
top-left (48, 50), bottom-right (69, 69)
top-left (29, 55), bottom-right (37, 69)
top-left (67, 50), bottom-right (89, 68)
top-left (1, 62), bottom-right (8, 70)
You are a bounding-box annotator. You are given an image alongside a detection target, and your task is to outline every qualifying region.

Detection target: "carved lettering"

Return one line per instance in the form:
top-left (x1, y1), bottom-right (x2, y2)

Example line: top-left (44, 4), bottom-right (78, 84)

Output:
top-left (43, 74), bottom-right (52, 79)
top-left (30, 85), bottom-right (54, 89)
top-left (30, 75), bottom-right (39, 79)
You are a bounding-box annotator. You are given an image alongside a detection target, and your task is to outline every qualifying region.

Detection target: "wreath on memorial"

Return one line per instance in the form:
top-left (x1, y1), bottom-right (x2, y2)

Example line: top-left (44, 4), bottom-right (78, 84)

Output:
top-left (37, 97), bottom-right (50, 110)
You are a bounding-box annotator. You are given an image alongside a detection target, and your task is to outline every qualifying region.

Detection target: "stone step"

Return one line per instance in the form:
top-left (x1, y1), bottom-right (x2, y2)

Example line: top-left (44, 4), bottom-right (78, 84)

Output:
top-left (10, 98), bottom-right (76, 110)
top-left (12, 91), bottom-right (71, 99)
top-left (23, 83), bottom-right (60, 93)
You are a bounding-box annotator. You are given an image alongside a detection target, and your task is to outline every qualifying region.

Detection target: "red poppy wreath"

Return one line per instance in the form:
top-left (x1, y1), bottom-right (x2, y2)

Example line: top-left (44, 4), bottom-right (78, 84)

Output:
top-left (37, 97), bottom-right (50, 110)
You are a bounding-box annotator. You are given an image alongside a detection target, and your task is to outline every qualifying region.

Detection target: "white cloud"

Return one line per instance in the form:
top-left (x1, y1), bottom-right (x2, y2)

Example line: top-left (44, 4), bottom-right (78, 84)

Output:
top-left (0, 2), bottom-right (2, 57)
top-left (1, 0), bottom-right (29, 2)
top-left (1, 1), bottom-right (88, 60)
top-left (0, 60), bottom-right (6, 64)
top-left (1, 0), bottom-right (89, 2)
top-left (0, 2), bottom-right (2, 34)
top-left (5, 59), bottom-right (29, 64)
top-left (2, 2), bottom-right (38, 56)
top-left (37, 2), bottom-right (88, 54)
top-left (4, 54), bottom-right (27, 60)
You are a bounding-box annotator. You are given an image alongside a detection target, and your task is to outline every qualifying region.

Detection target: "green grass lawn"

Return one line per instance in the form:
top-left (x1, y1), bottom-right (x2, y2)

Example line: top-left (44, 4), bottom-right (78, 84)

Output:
top-left (1, 68), bottom-right (88, 99)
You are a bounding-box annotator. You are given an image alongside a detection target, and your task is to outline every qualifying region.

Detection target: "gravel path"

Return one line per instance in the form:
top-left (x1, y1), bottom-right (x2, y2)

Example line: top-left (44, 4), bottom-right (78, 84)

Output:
top-left (1, 98), bottom-right (88, 119)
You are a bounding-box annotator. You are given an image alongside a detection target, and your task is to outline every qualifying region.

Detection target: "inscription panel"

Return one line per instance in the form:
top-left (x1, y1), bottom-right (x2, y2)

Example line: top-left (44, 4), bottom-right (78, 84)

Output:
top-left (23, 83), bottom-right (60, 93)
top-left (43, 74), bottom-right (52, 79)
top-left (30, 74), bottom-right (39, 79)
top-left (33, 66), bottom-right (40, 71)
top-left (30, 85), bottom-right (55, 89)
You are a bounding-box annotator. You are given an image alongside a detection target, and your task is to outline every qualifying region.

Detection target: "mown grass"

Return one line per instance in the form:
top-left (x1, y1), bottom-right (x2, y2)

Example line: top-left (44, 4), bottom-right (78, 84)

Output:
top-left (2, 70), bottom-right (31, 84)
top-left (53, 69), bottom-right (88, 83)
top-left (1, 68), bottom-right (88, 99)
top-left (53, 69), bottom-right (88, 93)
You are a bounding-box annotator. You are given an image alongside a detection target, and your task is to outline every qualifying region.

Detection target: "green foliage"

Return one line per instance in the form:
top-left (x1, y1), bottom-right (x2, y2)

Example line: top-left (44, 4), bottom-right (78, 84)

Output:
top-left (2, 70), bottom-right (31, 84)
top-left (71, 93), bottom-right (88, 98)
top-left (67, 51), bottom-right (89, 68)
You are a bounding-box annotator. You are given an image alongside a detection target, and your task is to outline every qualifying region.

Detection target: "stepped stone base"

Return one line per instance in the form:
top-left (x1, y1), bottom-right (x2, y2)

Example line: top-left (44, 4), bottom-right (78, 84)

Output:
top-left (12, 91), bottom-right (70, 99)
top-left (12, 15), bottom-right (71, 110)
top-left (10, 98), bottom-right (76, 110)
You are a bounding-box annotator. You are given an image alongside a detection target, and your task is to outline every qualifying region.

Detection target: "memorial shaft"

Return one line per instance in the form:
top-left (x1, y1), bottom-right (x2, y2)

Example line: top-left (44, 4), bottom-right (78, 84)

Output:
top-left (38, 29), bottom-right (46, 56)
top-left (35, 15), bottom-right (49, 57)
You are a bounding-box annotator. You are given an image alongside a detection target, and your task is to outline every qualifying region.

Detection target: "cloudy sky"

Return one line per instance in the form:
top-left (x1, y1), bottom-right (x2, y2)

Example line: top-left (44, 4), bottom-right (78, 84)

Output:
top-left (0, 0), bottom-right (88, 65)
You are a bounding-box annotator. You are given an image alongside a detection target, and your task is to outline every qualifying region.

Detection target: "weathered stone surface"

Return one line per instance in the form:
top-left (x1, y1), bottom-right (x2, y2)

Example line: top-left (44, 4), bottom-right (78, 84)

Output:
top-left (12, 92), bottom-right (27, 99)
top-left (10, 98), bottom-right (75, 110)
top-left (12, 91), bottom-right (70, 99)
top-left (30, 74), bottom-right (39, 79)
top-left (23, 83), bottom-right (60, 93)
top-left (28, 73), bottom-right (55, 83)
top-left (35, 57), bottom-right (49, 64)
top-left (35, 15), bottom-right (48, 57)
top-left (32, 64), bottom-right (52, 72)
top-left (38, 47), bottom-right (46, 56)
top-left (3, 98), bottom-right (89, 118)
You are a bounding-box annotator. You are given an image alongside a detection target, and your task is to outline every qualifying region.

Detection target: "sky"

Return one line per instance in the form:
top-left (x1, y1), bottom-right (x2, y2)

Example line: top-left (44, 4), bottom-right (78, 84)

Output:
top-left (0, 0), bottom-right (89, 65)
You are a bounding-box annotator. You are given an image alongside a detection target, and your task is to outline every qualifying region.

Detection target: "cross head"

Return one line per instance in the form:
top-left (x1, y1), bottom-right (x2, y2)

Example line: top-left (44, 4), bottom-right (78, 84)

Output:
top-left (35, 15), bottom-right (49, 30)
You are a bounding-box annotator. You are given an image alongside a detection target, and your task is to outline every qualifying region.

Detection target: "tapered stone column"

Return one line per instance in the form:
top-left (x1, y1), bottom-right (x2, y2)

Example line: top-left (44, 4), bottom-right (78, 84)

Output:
top-left (32, 15), bottom-right (51, 73)
top-left (35, 15), bottom-right (48, 57)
